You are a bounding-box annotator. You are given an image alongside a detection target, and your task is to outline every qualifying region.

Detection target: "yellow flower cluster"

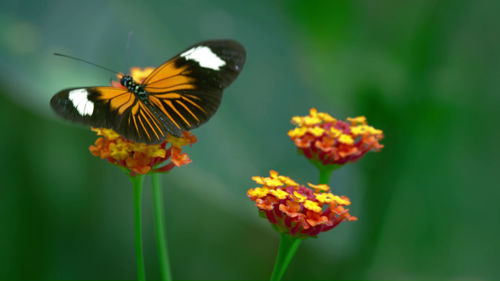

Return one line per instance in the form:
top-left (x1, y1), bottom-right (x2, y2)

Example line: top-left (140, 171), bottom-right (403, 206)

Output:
top-left (288, 108), bottom-right (384, 166)
top-left (248, 170), bottom-right (356, 238)
top-left (90, 128), bottom-right (196, 175)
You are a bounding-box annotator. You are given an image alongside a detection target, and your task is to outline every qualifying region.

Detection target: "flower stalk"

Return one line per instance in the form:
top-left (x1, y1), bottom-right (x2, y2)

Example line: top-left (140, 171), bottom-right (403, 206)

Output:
top-left (152, 173), bottom-right (172, 281)
top-left (270, 233), bottom-right (302, 281)
top-left (130, 174), bottom-right (146, 281)
top-left (315, 163), bottom-right (340, 185)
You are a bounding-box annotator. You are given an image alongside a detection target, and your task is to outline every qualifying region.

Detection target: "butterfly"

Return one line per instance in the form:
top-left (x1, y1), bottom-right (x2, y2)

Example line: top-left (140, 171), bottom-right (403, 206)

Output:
top-left (50, 40), bottom-right (246, 144)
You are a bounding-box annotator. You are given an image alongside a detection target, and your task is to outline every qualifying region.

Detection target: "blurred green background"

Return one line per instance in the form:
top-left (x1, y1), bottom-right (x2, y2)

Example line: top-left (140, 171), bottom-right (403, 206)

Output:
top-left (1, 0), bottom-right (499, 280)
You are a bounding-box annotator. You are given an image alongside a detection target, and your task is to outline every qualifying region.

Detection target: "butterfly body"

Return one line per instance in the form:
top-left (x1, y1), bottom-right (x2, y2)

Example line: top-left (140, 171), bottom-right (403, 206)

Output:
top-left (51, 40), bottom-right (246, 144)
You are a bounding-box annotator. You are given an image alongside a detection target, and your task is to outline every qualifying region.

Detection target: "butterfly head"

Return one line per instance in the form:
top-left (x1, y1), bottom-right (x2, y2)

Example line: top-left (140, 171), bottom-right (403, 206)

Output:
top-left (120, 75), bottom-right (134, 88)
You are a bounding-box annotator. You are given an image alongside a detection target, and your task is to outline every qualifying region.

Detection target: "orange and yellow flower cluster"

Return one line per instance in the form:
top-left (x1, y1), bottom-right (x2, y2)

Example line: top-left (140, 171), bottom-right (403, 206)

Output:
top-left (288, 108), bottom-right (384, 166)
top-left (89, 128), bottom-right (197, 176)
top-left (248, 170), bottom-right (357, 238)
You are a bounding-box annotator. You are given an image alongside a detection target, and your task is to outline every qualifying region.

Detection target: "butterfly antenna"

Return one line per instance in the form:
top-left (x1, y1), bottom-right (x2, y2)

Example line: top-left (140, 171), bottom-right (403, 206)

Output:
top-left (54, 53), bottom-right (121, 75)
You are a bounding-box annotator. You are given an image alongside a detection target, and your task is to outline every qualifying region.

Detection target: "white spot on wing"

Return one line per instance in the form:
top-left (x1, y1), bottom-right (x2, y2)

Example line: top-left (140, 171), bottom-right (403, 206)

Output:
top-left (68, 89), bottom-right (94, 116)
top-left (180, 46), bottom-right (226, 70)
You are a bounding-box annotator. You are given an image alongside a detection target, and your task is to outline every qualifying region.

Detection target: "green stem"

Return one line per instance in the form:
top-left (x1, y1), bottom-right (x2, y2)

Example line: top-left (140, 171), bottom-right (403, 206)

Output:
top-left (270, 233), bottom-right (302, 281)
top-left (130, 174), bottom-right (146, 281)
top-left (315, 164), bottom-right (340, 185)
top-left (319, 167), bottom-right (333, 184)
top-left (152, 173), bottom-right (172, 281)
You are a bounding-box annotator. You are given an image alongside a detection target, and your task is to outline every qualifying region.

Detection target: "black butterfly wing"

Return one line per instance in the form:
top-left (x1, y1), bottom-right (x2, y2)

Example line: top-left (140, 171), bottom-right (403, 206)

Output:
top-left (143, 40), bottom-right (246, 133)
top-left (50, 87), bottom-right (167, 143)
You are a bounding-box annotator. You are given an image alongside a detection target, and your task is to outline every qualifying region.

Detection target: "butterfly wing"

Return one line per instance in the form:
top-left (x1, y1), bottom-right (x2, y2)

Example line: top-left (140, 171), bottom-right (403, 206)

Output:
top-left (142, 40), bottom-right (246, 133)
top-left (50, 87), bottom-right (167, 143)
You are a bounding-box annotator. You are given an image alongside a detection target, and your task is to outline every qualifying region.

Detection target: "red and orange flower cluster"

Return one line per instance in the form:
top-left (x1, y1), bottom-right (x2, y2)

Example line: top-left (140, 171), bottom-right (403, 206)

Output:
top-left (89, 128), bottom-right (197, 176)
top-left (288, 108), bottom-right (384, 166)
top-left (248, 170), bottom-right (357, 238)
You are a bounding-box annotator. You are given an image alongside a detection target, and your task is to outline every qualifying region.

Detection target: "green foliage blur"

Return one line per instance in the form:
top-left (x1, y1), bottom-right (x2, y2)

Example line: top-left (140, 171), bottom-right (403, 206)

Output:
top-left (1, 0), bottom-right (499, 280)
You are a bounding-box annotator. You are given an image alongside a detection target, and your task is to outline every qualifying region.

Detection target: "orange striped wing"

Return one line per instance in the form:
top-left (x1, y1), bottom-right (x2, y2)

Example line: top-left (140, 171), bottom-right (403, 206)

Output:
top-left (142, 40), bottom-right (246, 135)
top-left (51, 86), bottom-right (167, 144)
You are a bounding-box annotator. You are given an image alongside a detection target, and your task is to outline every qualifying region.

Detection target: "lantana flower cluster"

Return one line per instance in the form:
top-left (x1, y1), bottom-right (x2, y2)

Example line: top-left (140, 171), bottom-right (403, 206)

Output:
top-left (288, 108), bottom-right (384, 166)
top-left (248, 170), bottom-right (357, 238)
top-left (89, 128), bottom-right (197, 176)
